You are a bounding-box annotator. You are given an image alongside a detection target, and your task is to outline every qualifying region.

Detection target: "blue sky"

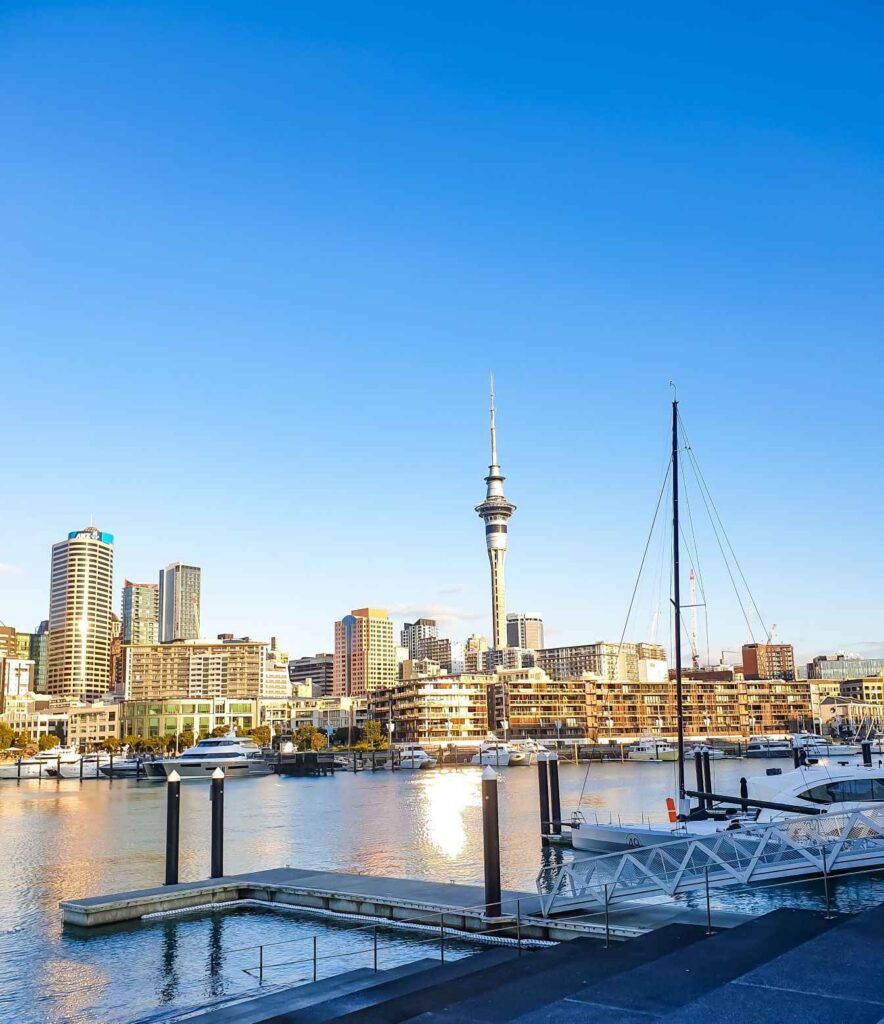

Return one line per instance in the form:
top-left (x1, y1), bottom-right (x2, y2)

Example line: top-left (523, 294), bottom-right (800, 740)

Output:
top-left (1, 2), bottom-right (882, 664)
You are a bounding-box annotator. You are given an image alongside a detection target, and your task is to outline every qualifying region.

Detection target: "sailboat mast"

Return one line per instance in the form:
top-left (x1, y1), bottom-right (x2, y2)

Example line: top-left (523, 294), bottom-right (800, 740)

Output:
top-left (671, 398), bottom-right (685, 798)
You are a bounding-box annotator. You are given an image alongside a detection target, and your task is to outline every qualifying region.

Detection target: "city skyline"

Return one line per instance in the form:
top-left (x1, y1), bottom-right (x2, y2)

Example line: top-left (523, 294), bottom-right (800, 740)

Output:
top-left (2, 5), bottom-right (883, 661)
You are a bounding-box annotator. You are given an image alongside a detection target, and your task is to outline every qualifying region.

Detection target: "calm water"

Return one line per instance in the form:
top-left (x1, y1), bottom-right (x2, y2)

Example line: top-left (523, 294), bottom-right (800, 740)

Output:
top-left (2, 757), bottom-right (882, 1023)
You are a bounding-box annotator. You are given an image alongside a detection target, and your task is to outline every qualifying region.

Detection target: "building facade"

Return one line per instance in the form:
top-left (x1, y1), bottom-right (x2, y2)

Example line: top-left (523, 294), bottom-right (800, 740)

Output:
top-left (368, 674), bottom-right (491, 745)
top-left (47, 525), bottom-right (115, 701)
top-left (122, 580), bottom-right (159, 644)
top-left (120, 697), bottom-right (256, 740)
top-left (333, 608), bottom-right (396, 697)
top-left (742, 643), bottom-right (795, 681)
top-left (400, 618), bottom-right (438, 660)
top-left (807, 654), bottom-right (884, 680)
top-left (158, 562), bottom-right (201, 642)
top-left (288, 653), bottom-right (334, 697)
top-left (536, 642), bottom-right (667, 683)
top-left (489, 667), bottom-right (588, 740)
top-left (506, 613), bottom-right (544, 651)
top-left (67, 701), bottom-right (121, 747)
top-left (123, 639), bottom-right (267, 700)
top-left (29, 621), bottom-right (49, 692)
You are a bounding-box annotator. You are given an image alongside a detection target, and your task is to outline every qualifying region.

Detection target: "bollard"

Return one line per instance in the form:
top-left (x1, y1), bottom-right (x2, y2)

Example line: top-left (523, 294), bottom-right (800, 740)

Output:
top-left (548, 752), bottom-right (562, 836)
top-left (702, 752), bottom-right (713, 811)
top-left (210, 767), bottom-right (224, 878)
top-left (739, 776), bottom-right (749, 812)
top-left (537, 752), bottom-right (550, 843)
top-left (165, 770), bottom-right (181, 885)
top-left (862, 742), bottom-right (872, 767)
top-left (481, 766), bottom-right (502, 917)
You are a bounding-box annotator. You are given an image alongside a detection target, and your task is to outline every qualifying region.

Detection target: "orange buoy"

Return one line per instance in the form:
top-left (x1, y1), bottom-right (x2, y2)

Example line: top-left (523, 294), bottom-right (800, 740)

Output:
top-left (666, 797), bottom-right (677, 822)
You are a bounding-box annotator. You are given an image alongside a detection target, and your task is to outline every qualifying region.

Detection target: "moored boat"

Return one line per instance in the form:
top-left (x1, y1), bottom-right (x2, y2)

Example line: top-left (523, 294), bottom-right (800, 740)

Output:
top-left (396, 744), bottom-right (437, 769)
top-left (153, 730), bottom-right (272, 779)
top-left (625, 737), bottom-right (678, 761)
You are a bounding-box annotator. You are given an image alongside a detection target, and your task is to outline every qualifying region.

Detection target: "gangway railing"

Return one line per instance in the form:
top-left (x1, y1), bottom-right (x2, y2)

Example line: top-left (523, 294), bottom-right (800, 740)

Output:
top-left (537, 806), bottom-right (884, 916)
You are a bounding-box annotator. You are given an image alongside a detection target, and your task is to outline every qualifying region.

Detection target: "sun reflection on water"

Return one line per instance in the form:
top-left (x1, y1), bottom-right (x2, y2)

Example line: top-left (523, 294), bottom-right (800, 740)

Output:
top-left (414, 770), bottom-right (481, 860)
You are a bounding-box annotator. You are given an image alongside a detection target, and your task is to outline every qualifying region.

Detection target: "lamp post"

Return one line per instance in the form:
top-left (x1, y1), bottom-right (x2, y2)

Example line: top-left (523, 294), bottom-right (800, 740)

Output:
top-left (606, 717), bottom-right (614, 743)
top-left (655, 717), bottom-right (663, 734)
top-left (703, 715), bottom-right (711, 740)
top-left (387, 720), bottom-right (395, 769)
top-left (500, 718), bottom-right (509, 743)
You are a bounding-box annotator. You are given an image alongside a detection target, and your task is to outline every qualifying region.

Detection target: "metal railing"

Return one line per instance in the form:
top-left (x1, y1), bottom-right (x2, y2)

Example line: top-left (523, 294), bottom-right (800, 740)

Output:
top-left (537, 806), bottom-right (884, 915)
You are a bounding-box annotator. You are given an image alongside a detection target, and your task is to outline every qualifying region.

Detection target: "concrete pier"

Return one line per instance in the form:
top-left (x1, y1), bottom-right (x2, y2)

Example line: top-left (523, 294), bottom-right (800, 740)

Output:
top-left (60, 866), bottom-right (749, 940)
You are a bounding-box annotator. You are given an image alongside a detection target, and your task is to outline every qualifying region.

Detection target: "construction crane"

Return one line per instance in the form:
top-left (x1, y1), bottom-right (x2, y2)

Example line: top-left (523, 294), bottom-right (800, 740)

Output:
top-left (689, 569), bottom-right (700, 669)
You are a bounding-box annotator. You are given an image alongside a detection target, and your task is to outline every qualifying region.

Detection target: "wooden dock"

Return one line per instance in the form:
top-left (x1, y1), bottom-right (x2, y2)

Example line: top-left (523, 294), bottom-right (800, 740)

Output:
top-left (59, 866), bottom-right (749, 940)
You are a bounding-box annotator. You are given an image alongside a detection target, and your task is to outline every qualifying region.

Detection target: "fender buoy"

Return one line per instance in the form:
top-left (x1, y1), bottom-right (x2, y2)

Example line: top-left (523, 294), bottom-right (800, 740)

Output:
top-left (666, 797), bottom-right (677, 822)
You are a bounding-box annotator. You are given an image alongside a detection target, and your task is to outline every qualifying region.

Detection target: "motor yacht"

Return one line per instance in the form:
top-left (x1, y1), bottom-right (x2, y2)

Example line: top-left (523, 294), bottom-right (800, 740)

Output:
top-left (625, 737), bottom-right (678, 762)
top-left (508, 739), bottom-right (547, 765)
top-left (791, 732), bottom-right (861, 758)
top-left (52, 753), bottom-right (113, 778)
top-left (685, 743), bottom-right (725, 760)
top-left (745, 735), bottom-right (792, 758)
top-left (396, 744), bottom-right (437, 769)
top-left (0, 746), bottom-right (81, 780)
top-left (156, 731), bottom-right (272, 779)
top-left (570, 761), bottom-right (884, 854)
top-left (471, 741), bottom-right (525, 767)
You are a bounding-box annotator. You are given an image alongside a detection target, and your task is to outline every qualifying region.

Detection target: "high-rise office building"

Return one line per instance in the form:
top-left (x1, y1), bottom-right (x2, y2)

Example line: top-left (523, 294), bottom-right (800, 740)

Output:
top-left (333, 608), bottom-right (396, 697)
top-left (122, 580), bottom-right (160, 644)
top-left (158, 563), bottom-right (201, 642)
top-left (401, 618), bottom-right (438, 660)
top-left (475, 377), bottom-right (515, 649)
top-left (47, 525), bottom-right (115, 700)
top-left (29, 620), bottom-right (49, 692)
top-left (506, 613), bottom-right (544, 651)
top-left (289, 653), bottom-right (334, 697)
top-left (742, 643), bottom-right (796, 682)
top-left (122, 638), bottom-right (266, 700)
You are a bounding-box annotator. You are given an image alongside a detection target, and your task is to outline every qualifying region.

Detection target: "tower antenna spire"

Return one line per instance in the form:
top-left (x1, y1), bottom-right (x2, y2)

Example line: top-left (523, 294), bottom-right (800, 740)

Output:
top-left (489, 372), bottom-right (498, 468)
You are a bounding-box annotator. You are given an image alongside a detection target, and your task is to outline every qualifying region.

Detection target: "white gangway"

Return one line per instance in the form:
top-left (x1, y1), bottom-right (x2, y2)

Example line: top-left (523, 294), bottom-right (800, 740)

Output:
top-left (537, 806), bottom-right (884, 916)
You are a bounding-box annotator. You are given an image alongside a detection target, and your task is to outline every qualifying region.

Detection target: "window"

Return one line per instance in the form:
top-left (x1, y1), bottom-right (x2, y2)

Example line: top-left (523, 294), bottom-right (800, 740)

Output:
top-left (799, 778), bottom-right (884, 804)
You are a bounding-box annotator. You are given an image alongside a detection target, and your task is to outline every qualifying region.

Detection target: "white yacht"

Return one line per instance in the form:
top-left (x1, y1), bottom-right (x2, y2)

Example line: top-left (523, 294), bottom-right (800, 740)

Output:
top-left (157, 731), bottom-right (272, 779)
top-left (791, 732), bottom-right (861, 758)
top-left (570, 762), bottom-right (884, 854)
top-left (509, 739), bottom-right (547, 765)
top-left (685, 743), bottom-right (725, 760)
top-left (53, 753), bottom-right (112, 779)
top-left (625, 737), bottom-right (678, 762)
top-left (0, 747), bottom-right (81, 780)
top-left (471, 741), bottom-right (525, 767)
top-left (396, 744), bottom-right (437, 769)
top-left (746, 735), bottom-right (792, 758)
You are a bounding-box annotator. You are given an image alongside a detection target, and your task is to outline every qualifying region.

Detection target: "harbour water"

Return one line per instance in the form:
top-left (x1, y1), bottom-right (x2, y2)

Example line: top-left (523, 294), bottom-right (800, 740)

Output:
top-left (3, 757), bottom-right (883, 1024)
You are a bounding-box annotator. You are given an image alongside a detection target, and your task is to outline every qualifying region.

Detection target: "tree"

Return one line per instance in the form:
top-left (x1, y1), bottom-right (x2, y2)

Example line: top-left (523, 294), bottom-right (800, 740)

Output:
top-left (211, 724), bottom-right (230, 737)
top-left (310, 731), bottom-right (327, 751)
top-left (362, 721), bottom-right (383, 750)
top-left (101, 736), bottom-right (121, 753)
top-left (13, 731), bottom-right (31, 749)
top-left (294, 724), bottom-right (318, 751)
top-left (177, 729), bottom-right (195, 750)
top-left (249, 725), bottom-right (271, 747)
top-left (38, 734), bottom-right (61, 751)
top-left (123, 734), bottom-right (144, 752)
top-left (0, 723), bottom-right (13, 750)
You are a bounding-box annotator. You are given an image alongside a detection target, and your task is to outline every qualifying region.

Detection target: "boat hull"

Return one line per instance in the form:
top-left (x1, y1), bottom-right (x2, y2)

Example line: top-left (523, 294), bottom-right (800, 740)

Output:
top-left (572, 821), bottom-right (700, 854)
top-left (470, 752), bottom-right (511, 767)
top-left (158, 759), bottom-right (273, 779)
top-left (627, 751), bottom-right (679, 762)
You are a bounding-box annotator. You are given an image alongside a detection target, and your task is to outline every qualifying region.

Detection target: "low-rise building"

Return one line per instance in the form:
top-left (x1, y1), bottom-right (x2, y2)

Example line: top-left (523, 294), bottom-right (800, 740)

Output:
top-left (67, 701), bottom-right (121, 748)
top-left (368, 674), bottom-right (491, 745)
top-left (488, 667), bottom-right (589, 740)
top-left (807, 654), bottom-right (884, 680)
top-left (120, 697), bottom-right (257, 739)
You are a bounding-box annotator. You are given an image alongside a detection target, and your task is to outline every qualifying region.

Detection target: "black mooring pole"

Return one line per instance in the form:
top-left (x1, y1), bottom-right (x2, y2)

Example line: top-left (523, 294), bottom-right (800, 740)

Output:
top-left (165, 770), bottom-right (181, 885)
top-left (702, 751), bottom-right (713, 811)
top-left (739, 776), bottom-right (749, 812)
top-left (210, 767), bottom-right (225, 878)
top-left (537, 751), bottom-right (550, 843)
top-left (862, 742), bottom-right (872, 767)
top-left (694, 750), bottom-right (704, 805)
top-left (548, 752), bottom-right (562, 836)
top-left (481, 766), bottom-right (502, 917)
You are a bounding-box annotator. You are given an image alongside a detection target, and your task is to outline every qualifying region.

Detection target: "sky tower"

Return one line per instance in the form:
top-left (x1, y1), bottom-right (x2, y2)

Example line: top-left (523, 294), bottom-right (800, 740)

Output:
top-left (475, 376), bottom-right (516, 649)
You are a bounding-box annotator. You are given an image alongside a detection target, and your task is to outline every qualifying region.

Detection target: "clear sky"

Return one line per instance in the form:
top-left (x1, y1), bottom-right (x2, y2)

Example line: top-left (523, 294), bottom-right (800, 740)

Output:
top-left (1, 2), bottom-right (882, 665)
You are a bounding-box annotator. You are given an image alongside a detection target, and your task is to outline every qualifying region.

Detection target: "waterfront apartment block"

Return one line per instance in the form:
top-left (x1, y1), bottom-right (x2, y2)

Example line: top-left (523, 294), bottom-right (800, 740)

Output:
top-left (121, 580), bottom-right (159, 644)
top-left (488, 667), bottom-right (588, 740)
top-left (47, 526), bottom-right (115, 701)
top-left (158, 562), bottom-right (201, 642)
top-left (260, 696), bottom-right (369, 739)
top-left (400, 618), bottom-right (438, 660)
top-left (368, 674), bottom-right (492, 744)
top-left (807, 653), bottom-right (884, 680)
top-left (122, 639), bottom-right (267, 700)
top-left (288, 653), bottom-right (334, 697)
top-left (121, 697), bottom-right (256, 739)
top-left (67, 701), bottom-right (120, 747)
top-left (333, 608), bottom-right (397, 697)
top-left (506, 612), bottom-right (544, 651)
top-left (535, 641), bottom-right (667, 683)
top-left (742, 642), bottom-right (796, 681)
